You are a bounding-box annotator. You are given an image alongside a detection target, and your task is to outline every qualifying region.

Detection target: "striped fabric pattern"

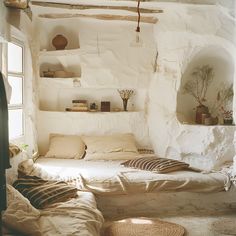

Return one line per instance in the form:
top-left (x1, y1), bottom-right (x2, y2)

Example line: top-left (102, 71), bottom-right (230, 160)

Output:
top-left (137, 149), bottom-right (154, 154)
top-left (13, 176), bottom-right (78, 209)
top-left (121, 157), bottom-right (189, 173)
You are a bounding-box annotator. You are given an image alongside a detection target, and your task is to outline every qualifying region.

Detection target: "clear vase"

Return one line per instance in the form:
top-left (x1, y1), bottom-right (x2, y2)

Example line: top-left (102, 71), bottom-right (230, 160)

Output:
top-left (122, 98), bottom-right (128, 111)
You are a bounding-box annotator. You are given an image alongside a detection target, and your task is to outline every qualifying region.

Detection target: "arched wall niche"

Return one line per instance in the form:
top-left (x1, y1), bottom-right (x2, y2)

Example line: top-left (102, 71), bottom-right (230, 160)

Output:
top-left (177, 46), bottom-right (234, 124)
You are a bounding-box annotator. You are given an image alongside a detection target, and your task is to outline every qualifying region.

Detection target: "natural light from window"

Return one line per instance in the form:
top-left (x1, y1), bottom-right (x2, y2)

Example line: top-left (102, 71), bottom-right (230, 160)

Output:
top-left (7, 41), bottom-right (24, 139)
top-left (7, 42), bottom-right (23, 73)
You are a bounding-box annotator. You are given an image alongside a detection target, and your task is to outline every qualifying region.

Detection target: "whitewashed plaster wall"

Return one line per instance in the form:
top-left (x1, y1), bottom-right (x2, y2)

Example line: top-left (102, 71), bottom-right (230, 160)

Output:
top-left (148, 4), bottom-right (236, 170)
top-left (33, 8), bottom-right (156, 153)
top-left (31, 2), bottom-right (236, 170)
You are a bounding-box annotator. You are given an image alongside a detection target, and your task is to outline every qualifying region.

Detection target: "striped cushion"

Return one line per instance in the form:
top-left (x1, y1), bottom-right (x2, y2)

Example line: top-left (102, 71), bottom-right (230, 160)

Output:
top-left (121, 157), bottom-right (189, 173)
top-left (138, 149), bottom-right (154, 154)
top-left (13, 176), bottom-right (78, 209)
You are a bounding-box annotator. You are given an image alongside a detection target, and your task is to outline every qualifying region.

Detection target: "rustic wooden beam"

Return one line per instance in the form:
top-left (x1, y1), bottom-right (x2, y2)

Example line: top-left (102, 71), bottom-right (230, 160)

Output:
top-left (4, 0), bottom-right (28, 9)
top-left (31, 1), bottom-right (163, 13)
top-left (38, 13), bottom-right (158, 24)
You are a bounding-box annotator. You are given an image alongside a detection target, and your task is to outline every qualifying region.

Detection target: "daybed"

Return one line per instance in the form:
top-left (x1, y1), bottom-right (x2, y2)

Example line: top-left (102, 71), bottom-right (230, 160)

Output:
top-left (5, 133), bottom-right (235, 235)
top-left (19, 156), bottom-right (235, 219)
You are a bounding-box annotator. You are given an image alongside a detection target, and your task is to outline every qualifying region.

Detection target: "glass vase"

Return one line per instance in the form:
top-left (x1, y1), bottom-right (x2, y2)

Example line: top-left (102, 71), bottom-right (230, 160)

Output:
top-left (122, 98), bottom-right (128, 111)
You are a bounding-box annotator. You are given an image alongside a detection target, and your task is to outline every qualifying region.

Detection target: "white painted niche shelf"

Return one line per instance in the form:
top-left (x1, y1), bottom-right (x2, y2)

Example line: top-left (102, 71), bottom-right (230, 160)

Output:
top-left (38, 17), bottom-right (80, 51)
top-left (38, 85), bottom-right (146, 112)
top-left (177, 46), bottom-right (234, 126)
top-left (39, 48), bottom-right (82, 79)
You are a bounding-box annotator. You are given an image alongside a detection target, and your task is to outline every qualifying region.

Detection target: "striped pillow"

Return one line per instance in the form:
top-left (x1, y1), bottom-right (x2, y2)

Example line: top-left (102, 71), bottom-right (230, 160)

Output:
top-left (13, 176), bottom-right (78, 209)
top-left (121, 157), bottom-right (189, 173)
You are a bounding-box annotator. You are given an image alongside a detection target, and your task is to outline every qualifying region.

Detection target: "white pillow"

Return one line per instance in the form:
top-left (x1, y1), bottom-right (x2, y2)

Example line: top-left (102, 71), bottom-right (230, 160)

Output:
top-left (3, 185), bottom-right (41, 236)
top-left (82, 133), bottom-right (138, 156)
top-left (45, 134), bottom-right (86, 159)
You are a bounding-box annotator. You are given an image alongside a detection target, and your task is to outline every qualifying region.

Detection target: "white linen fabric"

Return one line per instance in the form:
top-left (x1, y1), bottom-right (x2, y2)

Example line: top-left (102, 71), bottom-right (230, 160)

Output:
top-left (45, 134), bottom-right (86, 159)
top-left (39, 191), bottom-right (104, 236)
top-left (21, 157), bottom-right (230, 195)
top-left (82, 133), bottom-right (139, 156)
top-left (3, 185), bottom-right (41, 236)
top-left (3, 185), bottom-right (104, 236)
top-left (84, 152), bottom-right (139, 161)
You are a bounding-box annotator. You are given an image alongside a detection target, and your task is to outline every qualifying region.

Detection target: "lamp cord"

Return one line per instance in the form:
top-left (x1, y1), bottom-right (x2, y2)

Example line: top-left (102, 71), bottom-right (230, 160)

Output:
top-left (136, 0), bottom-right (141, 32)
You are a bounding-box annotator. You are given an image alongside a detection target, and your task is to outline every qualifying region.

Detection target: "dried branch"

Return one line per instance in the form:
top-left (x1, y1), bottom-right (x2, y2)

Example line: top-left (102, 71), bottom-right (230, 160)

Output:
top-left (183, 65), bottom-right (214, 105)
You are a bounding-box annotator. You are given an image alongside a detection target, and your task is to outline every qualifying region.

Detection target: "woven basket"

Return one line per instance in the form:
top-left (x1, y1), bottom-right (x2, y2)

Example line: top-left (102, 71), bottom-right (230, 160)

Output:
top-left (104, 218), bottom-right (185, 236)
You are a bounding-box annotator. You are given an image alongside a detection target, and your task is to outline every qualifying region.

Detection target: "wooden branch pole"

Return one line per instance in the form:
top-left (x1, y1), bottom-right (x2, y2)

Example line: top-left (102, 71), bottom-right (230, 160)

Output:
top-left (38, 13), bottom-right (158, 24)
top-left (32, 1), bottom-right (163, 14)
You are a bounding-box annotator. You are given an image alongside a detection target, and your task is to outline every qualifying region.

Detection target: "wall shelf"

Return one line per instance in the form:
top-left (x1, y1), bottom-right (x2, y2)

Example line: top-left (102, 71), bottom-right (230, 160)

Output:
top-left (39, 48), bottom-right (81, 57)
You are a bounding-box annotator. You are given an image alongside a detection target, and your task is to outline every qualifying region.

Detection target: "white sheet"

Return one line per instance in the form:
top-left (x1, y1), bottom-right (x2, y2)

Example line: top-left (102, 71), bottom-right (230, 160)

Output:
top-left (27, 157), bottom-right (231, 195)
top-left (39, 191), bottom-right (104, 236)
top-left (3, 191), bottom-right (104, 236)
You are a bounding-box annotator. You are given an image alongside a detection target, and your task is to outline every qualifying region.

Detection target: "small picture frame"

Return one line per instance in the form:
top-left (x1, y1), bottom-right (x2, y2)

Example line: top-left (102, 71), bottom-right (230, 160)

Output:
top-left (101, 101), bottom-right (110, 112)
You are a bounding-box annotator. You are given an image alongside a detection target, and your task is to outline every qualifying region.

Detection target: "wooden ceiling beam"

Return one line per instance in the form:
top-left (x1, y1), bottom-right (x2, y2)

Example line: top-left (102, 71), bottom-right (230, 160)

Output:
top-left (38, 13), bottom-right (158, 24)
top-left (31, 1), bottom-right (163, 13)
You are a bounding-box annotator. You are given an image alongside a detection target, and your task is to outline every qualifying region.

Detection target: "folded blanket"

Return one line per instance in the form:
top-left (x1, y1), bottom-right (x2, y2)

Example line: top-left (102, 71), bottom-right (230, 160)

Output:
top-left (13, 175), bottom-right (78, 209)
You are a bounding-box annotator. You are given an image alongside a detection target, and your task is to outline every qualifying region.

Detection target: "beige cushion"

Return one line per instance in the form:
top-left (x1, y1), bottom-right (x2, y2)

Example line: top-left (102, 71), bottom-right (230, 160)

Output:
top-left (121, 156), bottom-right (189, 173)
top-left (45, 134), bottom-right (86, 159)
top-left (3, 185), bottom-right (41, 236)
top-left (82, 133), bottom-right (138, 156)
top-left (85, 152), bottom-right (139, 161)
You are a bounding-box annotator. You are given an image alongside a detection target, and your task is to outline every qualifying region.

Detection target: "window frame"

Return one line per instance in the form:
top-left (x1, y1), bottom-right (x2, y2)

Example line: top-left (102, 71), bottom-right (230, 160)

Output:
top-left (7, 38), bottom-right (25, 140)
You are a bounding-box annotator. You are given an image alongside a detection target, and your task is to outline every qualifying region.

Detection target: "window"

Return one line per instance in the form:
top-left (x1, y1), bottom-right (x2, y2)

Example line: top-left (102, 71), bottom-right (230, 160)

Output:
top-left (7, 41), bottom-right (24, 139)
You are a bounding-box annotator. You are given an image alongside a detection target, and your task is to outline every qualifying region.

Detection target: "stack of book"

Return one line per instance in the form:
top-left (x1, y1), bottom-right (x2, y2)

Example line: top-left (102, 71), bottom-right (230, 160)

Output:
top-left (66, 100), bottom-right (89, 112)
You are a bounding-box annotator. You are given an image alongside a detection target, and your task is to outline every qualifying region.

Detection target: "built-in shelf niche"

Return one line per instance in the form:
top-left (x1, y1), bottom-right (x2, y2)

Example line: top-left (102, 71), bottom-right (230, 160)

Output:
top-left (177, 46), bottom-right (234, 125)
top-left (39, 53), bottom-right (81, 78)
top-left (38, 85), bottom-right (146, 112)
top-left (38, 17), bottom-right (80, 51)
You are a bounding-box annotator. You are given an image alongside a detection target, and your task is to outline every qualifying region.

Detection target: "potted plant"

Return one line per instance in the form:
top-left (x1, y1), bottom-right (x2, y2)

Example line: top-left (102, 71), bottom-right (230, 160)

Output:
top-left (183, 65), bottom-right (214, 124)
top-left (210, 84), bottom-right (234, 124)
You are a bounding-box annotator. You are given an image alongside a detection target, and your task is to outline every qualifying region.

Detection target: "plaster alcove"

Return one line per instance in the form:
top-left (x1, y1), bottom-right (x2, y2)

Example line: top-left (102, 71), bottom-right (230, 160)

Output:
top-left (148, 3), bottom-right (236, 171)
top-left (177, 46), bottom-right (234, 124)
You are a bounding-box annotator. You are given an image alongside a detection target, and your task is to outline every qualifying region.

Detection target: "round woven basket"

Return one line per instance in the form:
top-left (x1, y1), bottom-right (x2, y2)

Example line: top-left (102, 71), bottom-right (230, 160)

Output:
top-left (104, 218), bottom-right (185, 236)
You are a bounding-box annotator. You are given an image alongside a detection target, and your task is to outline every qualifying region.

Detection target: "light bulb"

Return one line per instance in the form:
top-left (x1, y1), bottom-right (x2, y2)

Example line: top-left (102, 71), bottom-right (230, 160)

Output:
top-left (130, 31), bottom-right (143, 48)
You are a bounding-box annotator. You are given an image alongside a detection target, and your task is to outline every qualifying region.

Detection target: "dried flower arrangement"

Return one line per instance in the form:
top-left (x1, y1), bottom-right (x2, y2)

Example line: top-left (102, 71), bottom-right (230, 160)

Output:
top-left (183, 65), bottom-right (214, 105)
top-left (221, 108), bottom-right (233, 120)
top-left (117, 89), bottom-right (135, 111)
top-left (118, 89), bottom-right (135, 100)
top-left (213, 84), bottom-right (233, 116)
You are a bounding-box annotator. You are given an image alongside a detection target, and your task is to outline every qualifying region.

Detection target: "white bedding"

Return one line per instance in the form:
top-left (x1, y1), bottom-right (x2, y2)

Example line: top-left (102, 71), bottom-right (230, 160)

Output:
top-left (23, 157), bottom-right (231, 195)
top-left (39, 191), bottom-right (104, 236)
top-left (3, 191), bottom-right (104, 236)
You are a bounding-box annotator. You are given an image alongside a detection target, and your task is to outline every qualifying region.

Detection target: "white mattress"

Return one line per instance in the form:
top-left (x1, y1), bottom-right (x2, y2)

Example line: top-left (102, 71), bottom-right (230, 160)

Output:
top-left (30, 157), bottom-right (230, 195)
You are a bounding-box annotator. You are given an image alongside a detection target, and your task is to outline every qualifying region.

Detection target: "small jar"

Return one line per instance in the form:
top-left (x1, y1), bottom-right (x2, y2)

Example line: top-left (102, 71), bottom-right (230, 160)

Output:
top-left (204, 117), bottom-right (213, 125)
top-left (201, 113), bottom-right (210, 124)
